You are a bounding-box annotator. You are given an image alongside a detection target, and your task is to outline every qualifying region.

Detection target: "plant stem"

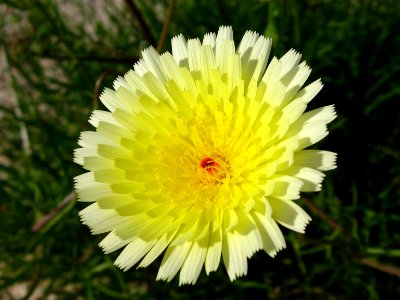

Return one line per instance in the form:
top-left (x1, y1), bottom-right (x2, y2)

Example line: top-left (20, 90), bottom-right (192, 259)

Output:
top-left (156, 0), bottom-right (176, 52)
top-left (124, 0), bottom-right (157, 47)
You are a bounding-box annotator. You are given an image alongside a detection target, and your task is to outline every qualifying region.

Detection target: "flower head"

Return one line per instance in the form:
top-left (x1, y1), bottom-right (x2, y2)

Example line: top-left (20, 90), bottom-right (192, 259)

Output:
top-left (74, 26), bottom-right (336, 285)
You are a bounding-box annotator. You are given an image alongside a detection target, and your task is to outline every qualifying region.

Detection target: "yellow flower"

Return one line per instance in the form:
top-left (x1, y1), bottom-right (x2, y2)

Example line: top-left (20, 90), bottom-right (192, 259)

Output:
top-left (74, 26), bottom-right (336, 285)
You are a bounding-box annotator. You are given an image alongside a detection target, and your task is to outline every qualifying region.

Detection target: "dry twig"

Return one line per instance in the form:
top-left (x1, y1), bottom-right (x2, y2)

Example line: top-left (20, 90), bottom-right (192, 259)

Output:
top-left (124, 0), bottom-right (157, 47)
top-left (31, 191), bottom-right (76, 232)
top-left (156, 0), bottom-right (177, 52)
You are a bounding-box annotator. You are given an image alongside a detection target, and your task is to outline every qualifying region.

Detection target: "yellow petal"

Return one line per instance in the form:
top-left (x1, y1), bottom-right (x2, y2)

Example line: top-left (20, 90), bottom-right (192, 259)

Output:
top-left (269, 197), bottom-right (311, 233)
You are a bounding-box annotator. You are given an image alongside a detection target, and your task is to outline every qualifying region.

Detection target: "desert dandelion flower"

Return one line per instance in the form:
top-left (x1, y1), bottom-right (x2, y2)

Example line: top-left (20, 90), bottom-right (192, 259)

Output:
top-left (74, 26), bottom-right (337, 285)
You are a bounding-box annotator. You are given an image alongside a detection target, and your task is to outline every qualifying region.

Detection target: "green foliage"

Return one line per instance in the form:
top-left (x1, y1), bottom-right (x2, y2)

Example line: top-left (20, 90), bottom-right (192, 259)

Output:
top-left (1, 0), bottom-right (399, 298)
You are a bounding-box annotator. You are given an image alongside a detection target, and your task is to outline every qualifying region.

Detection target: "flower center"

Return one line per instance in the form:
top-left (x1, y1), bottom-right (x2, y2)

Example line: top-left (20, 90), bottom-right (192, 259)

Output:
top-left (199, 157), bottom-right (220, 174)
top-left (198, 155), bottom-right (231, 184)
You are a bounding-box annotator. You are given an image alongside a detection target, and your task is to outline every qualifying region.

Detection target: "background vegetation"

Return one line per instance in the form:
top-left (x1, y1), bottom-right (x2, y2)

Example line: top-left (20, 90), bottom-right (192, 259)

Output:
top-left (1, 0), bottom-right (399, 299)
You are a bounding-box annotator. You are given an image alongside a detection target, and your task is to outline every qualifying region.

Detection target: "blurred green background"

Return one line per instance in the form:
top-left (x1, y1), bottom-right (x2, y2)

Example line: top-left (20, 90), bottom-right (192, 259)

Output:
top-left (1, 0), bottom-right (399, 299)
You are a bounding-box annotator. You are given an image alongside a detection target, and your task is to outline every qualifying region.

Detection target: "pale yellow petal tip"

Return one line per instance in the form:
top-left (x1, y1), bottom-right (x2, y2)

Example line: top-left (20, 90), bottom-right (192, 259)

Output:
top-left (326, 104), bottom-right (338, 123)
top-left (78, 204), bottom-right (98, 230)
top-left (292, 214), bottom-right (312, 234)
top-left (319, 151), bottom-right (338, 171)
top-left (113, 76), bottom-right (129, 91)
top-left (217, 25), bottom-right (233, 40)
top-left (133, 59), bottom-right (147, 76)
top-left (171, 33), bottom-right (188, 66)
top-left (178, 273), bottom-right (201, 286)
top-left (265, 239), bottom-right (287, 258)
top-left (281, 48), bottom-right (302, 63)
top-left (326, 152), bottom-right (338, 170)
top-left (73, 149), bottom-right (84, 165)
top-left (202, 32), bottom-right (216, 47)
top-left (73, 172), bottom-right (92, 195)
